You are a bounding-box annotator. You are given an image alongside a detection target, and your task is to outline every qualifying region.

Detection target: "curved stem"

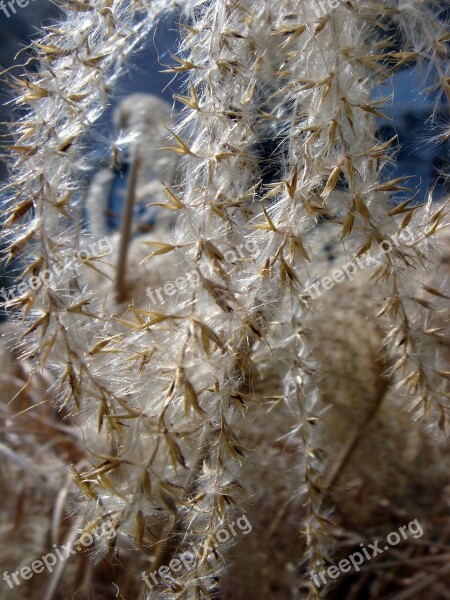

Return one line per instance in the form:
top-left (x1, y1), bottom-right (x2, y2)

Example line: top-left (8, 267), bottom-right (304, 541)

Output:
top-left (116, 149), bottom-right (140, 303)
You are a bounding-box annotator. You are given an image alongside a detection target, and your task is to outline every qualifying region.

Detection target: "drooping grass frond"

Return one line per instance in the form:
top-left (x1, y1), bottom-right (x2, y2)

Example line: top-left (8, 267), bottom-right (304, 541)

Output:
top-left (2, 1), bottom-right (449, 599)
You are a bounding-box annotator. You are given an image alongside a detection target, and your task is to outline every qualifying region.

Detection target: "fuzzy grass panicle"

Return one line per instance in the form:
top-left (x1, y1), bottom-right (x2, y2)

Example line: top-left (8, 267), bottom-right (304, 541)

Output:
top-left (2, 1), bottom-right (449, 599)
